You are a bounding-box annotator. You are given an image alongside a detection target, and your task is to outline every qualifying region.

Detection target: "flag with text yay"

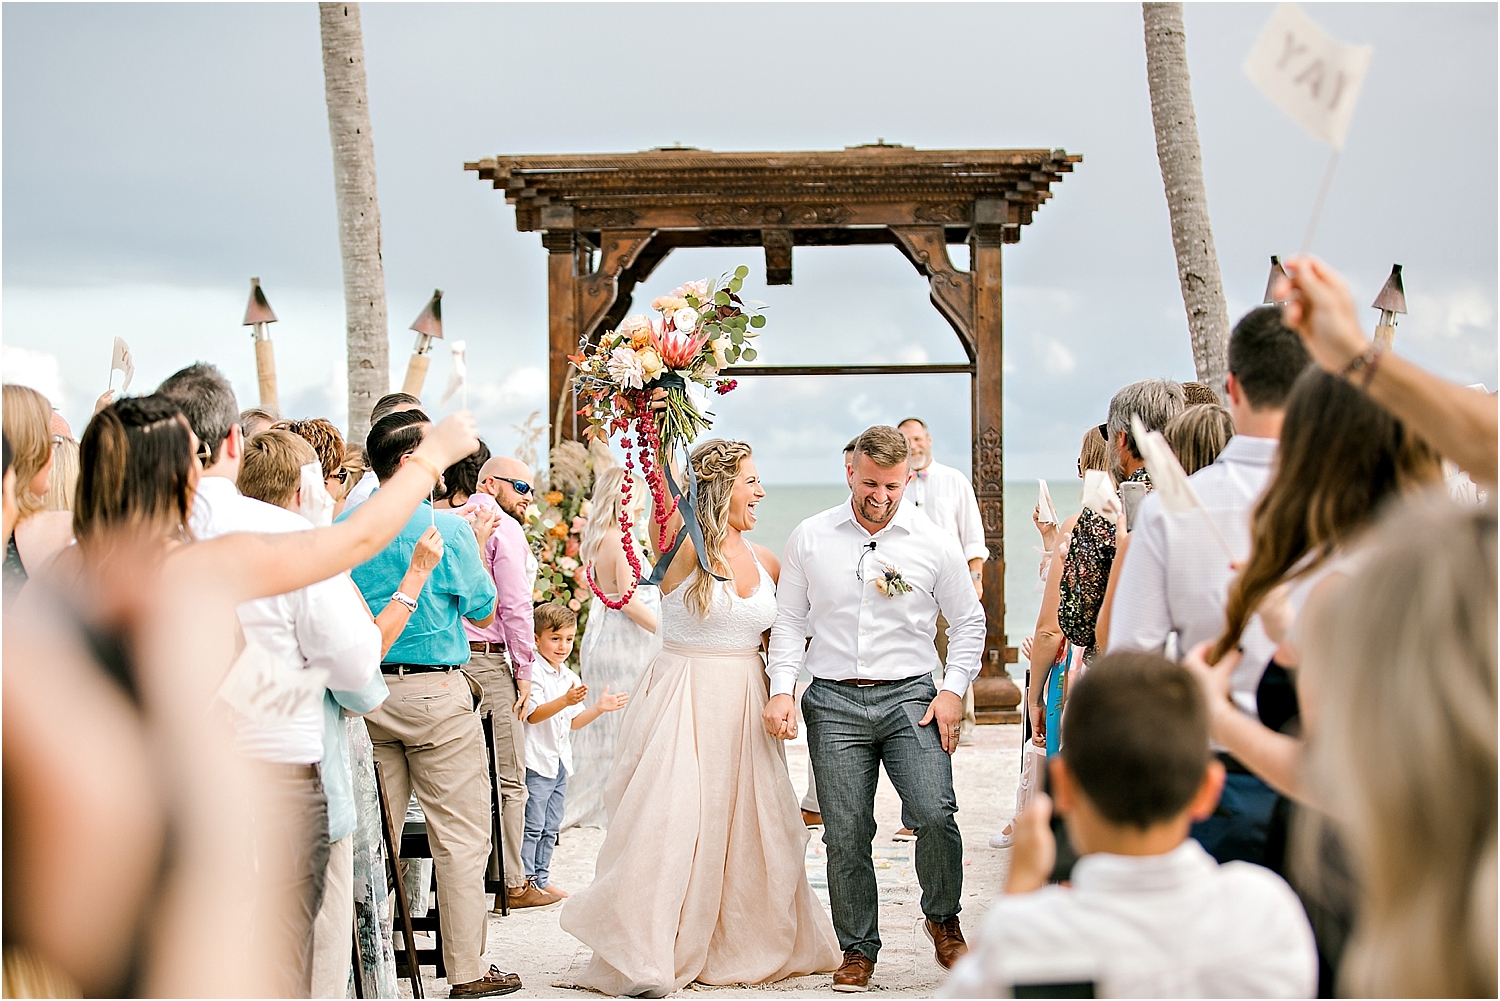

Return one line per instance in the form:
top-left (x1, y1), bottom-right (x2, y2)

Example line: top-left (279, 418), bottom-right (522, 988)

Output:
top-left (440, 339), bottom-right (467, 408)
top-left (1244, 3), bottom-right (1373, 149)
top-left (109, 336), bottom-right (135, 394)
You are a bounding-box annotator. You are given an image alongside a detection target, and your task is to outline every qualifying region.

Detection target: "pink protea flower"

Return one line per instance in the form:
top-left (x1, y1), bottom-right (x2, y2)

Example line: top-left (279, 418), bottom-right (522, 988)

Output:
top-left (651, 322), bottom-right (710, 370)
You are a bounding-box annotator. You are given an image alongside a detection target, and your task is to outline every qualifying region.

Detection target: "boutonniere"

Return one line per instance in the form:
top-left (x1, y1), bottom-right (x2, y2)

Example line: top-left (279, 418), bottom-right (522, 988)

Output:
top-left (872, 560), bottom-right (913, 598)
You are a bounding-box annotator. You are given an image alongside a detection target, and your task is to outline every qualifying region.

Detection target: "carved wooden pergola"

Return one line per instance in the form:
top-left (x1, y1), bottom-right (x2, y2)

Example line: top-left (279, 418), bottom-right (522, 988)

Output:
top-left (466, 144), bottom-right (1079, 706)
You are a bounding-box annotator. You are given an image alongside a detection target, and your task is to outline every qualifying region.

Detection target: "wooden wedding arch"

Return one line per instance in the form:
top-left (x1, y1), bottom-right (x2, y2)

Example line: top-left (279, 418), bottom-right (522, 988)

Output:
top-left (466, 143), bottom-right (1080, 717)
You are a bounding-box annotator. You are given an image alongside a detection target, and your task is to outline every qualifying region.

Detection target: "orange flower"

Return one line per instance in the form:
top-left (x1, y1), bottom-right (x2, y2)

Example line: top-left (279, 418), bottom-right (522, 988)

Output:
top-left (545, 490), bottom-right (564, 505)
top-left (550, 522), bottom-right (570, 539)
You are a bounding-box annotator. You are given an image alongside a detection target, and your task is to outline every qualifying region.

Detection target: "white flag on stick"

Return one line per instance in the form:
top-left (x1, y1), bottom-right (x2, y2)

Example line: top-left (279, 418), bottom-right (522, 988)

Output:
top-left (1035, 478), bottom-right (1058, 527)
top-left (440, 340), bottom-right (467, 408)
top-left (1130, 416), bottom-right (1238, 561)
top-left (1081, 470), bottom-right (1122, 523)
top-left (109, 336), bottom-right (135, 394)
top-left (1244, 3), bottom-right (1372, 149)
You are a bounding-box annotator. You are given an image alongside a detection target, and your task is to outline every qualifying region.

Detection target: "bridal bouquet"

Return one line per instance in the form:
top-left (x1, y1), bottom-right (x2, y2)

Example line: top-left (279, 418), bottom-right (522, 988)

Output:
top-left (572, 266), bottom-right (766, 572)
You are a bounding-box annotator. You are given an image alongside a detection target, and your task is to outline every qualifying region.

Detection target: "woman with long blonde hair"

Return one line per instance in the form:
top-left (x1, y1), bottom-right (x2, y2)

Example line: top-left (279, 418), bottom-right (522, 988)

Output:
top-left (563, 437), bottom-right (841, 995)
top-left (3, 385), bottom-right (75, 589)
top-left (563, 465), bottom-right (661, 830)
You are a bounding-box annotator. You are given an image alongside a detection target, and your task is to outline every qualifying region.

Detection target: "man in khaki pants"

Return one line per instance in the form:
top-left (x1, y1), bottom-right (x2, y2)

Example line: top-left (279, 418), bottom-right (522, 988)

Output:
top-left (345, 410), bottom-right (520, 998)
top-left (467, 456), bottom-right (549, 909)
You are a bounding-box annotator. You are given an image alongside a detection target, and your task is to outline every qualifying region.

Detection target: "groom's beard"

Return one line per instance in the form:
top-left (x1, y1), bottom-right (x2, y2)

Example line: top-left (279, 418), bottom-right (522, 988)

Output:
top-left (855, 494), bottom-right (899, 527)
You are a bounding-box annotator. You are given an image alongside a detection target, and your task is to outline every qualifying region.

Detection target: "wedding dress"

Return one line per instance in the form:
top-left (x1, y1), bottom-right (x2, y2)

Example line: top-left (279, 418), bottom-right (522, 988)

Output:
top-left (560, 553), bottom-right (841, 996)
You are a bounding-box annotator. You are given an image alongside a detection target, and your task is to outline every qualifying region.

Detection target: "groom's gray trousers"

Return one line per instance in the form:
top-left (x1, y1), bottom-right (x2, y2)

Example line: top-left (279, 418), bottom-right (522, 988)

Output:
top-left (802, 673), bottom-right (962, 963)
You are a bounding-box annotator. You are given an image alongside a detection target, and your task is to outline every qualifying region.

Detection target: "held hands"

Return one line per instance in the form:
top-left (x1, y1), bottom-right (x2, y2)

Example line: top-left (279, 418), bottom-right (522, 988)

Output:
top-left (1006, 792), bottom-right (1056, 895)
top-left (512, 678), bottom-right (531, 720)
top-left (596, 685), bottom-right (629, 713)
top-left (416, 411), bottom-right (481, 470)
top-left (409, 526), bottom-right (443, 574)
top-left (919, 690), bottom-right (965, 755)
top-left (762, 693), bottom-right (798, 741)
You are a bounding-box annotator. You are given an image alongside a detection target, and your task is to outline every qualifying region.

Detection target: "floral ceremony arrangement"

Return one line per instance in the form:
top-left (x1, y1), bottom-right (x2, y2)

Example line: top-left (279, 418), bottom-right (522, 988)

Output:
top-left (571, 267), bottom-right (766, 606)
top-left (524, 438), bottom-right (612, 667)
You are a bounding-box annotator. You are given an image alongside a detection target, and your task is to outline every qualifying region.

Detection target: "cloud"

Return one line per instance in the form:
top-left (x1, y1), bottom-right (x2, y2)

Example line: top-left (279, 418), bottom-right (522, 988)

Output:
top-left (1042, 340), bottom-right (1077, 375)
top-left (1, 346), bottom-right (65, 410)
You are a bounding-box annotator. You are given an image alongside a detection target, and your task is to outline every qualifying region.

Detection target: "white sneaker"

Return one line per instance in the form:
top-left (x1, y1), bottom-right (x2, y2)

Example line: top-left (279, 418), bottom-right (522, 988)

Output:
top-left (988, 823), bottom-right (1015, 849)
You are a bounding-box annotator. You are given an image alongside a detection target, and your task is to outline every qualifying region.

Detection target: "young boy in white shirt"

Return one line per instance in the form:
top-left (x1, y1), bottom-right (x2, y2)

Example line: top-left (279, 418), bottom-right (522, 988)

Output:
top-left (942, 652), bottom-right (1317, 999)
top-left (512, 602), bottom-right (628, 908)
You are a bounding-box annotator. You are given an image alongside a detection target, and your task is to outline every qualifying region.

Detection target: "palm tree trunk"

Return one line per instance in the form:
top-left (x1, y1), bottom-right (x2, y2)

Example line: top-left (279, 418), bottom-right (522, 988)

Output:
top-left (1143, 2), bottom-right (1230, 390)
top-left (319, 2), bottom-right (389, 445)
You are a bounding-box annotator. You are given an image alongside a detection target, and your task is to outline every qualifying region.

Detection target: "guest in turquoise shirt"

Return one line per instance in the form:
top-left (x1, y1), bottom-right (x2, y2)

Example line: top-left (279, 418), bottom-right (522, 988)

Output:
top-left (342, 498), bottom-right (497, 666)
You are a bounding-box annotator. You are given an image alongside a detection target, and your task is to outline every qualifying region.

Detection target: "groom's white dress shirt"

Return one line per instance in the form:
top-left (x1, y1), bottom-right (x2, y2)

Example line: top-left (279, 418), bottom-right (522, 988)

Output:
top-left (767, 499), bottom-right (985, 699)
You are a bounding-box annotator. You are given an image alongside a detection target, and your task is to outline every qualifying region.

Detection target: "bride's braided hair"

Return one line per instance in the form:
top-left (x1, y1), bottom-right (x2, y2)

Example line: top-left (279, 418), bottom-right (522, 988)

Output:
top-left (682, 439), bottom-right (753, 619)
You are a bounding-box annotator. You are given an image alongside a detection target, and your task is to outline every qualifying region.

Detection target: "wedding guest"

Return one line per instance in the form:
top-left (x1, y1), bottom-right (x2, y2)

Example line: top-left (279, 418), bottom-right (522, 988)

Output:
top-left (274, 417), bottom-right (351, 507)
top-left (1107, 308), bottom-right (1309, 868)
top-left (565, 466), bottom-right (660, 831)
top-left (343, 392), bottom-right (424, 512)
top-left (235, 429), bottom-right (387, 997)
top-left (1297, 499), bottom-right (1494, 998)
top-left (1276, 255), bottom-right (1497, 488)
top-left (1163, 403), bottom-right (1235, 475)
top-left (518, 602), bottom-right (629, 904)
top-left (2, 385), bottom-right (73, 587)
top-left (1181, 380), bottom-right (1221, 407)
top-left (1057, 380), bottom-right (1181, 666)
top-left (341, 410), bottom-right (519, 999)
top-left (941, 653), bottom-right (1316, 998)
top-left (435, 441), bottom-right (491, 510)
top-left (240, 407), bottom-right (277, 439)
top-left (7, 392), bottom-right (479, 997)
top-left (43, 436), bottom-right (79, 513)
top-left (331, 446), bottom-right (366, 518)
top-left (468, 454), bottom-right (540, 911)
top-left (158, 368), bottom-right (379, 998)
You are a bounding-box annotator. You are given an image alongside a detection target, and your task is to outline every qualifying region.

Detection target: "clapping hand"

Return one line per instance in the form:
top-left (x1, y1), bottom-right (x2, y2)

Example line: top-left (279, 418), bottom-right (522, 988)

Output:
top-left (596, 685), bottom-right (629, 713)
top-left (464, 504), bottom-right (498, 550)
top-left (564, 683), bottom-right (588, 707)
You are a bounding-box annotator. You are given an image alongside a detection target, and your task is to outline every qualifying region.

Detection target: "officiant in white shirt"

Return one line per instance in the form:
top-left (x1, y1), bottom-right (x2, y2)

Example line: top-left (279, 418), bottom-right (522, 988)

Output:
top-left (899, 418), bottom-right (988, 742)
top-left (766, 425), bottom-right (985, 989)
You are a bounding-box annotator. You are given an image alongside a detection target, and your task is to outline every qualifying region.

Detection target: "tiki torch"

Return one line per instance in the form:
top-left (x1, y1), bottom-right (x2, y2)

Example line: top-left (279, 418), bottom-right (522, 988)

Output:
top-left (1371, 264), bottom-right (1406, 351)
top-left (1262, 255), bottom-right (1290, 305)
top-left (243, 277), bottom-right (280, 414)
top-left (401, 290), bottom-right (444, 398)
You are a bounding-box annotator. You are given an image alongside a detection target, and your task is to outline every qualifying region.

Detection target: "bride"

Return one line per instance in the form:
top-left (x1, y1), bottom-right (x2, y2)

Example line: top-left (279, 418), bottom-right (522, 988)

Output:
top-left (560, 439), bottom-right (841, 996)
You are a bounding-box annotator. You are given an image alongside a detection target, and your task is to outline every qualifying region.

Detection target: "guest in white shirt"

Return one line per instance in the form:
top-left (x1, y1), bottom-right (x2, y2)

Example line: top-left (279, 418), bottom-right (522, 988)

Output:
top-left (342, 392), bottom-right (424, 513)
top-left (157, 364), bottom-right (383, 998)
top-left (941, 652), bottom-right (1317, 999)
top-left (1107, 307), bottom-right (1311, 867)
top-left (766, 426), bottom-right (985, 990)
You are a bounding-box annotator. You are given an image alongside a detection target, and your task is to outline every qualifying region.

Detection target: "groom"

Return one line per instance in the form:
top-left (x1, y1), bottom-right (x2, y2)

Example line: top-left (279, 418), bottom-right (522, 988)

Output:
top-left (765, 425), bottom-right (985, 992)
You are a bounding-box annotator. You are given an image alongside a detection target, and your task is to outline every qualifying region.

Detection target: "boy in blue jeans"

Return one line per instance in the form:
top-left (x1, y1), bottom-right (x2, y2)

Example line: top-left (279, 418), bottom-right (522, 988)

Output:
top-left (513, 602), bottom-right (629, 907)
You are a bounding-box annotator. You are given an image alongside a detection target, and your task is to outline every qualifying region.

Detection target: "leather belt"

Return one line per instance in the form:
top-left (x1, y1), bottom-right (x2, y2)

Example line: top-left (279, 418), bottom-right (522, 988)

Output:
top-left (836, 678), bottom-right (900, 687)
top-left (469, 641), bottom-right (506, 655)
top-left (381, 664), bottom-right (460, 676)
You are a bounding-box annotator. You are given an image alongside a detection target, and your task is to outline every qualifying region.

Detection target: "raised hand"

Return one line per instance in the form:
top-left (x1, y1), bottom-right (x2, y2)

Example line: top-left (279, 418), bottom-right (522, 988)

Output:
top-left (597, 685), bottom-right (629, 713)
top-left (417, 410), bottom-right (481, 469)
top-left (1274, 256), bottom-right (1370, 373)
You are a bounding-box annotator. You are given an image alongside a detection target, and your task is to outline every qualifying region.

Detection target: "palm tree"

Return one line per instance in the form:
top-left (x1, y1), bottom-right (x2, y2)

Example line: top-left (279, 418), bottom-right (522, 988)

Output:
top-left (1143, 2), bottom-right (1230, 392)
top-left (319, 2), bottom-right (389, 444)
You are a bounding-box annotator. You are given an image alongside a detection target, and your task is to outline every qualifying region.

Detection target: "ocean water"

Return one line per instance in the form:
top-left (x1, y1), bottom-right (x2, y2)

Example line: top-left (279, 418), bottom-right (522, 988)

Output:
top-left (749, 480), bottom-right (1083, 680)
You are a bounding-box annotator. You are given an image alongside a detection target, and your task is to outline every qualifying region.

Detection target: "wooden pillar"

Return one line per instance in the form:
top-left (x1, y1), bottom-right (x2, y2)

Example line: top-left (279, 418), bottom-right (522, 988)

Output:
top-left (971, 205), bottom-right (1022, 719)
top-left (543, 230), bottom-right (578, 443)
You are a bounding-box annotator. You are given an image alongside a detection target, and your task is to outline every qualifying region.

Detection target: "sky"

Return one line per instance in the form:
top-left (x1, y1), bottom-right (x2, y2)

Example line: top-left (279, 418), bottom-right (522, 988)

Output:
top-left (4, 2), bottom-right (1496, 483)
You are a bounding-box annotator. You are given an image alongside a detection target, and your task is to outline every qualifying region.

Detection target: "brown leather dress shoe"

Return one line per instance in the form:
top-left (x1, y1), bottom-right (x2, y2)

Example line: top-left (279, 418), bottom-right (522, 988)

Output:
top-left (832, 949), bottom-right (874, 992)
top-left (924, 917), bottom-right (968, 970)
top-left (507, 879), bottom-right (560, 910)
top-left (448, 965), bottom-right (522, 998)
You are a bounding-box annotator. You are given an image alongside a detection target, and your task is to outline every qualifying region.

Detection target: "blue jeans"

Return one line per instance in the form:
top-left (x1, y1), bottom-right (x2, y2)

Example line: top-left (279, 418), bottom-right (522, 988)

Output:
top-left (522, 767), bottom-right (568, 887)
top-left (802, 675), bottom-right (963, 964)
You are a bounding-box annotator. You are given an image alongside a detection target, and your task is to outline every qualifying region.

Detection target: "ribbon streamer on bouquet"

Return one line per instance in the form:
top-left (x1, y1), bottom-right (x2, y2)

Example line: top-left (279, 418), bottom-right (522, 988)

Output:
top-left (643, 374), bottom-right (728, 587)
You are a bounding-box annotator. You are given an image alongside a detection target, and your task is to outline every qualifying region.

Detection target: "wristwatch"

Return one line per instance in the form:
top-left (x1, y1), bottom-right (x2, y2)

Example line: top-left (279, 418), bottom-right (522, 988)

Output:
top-left (390, 591), bottom-right (419, 613)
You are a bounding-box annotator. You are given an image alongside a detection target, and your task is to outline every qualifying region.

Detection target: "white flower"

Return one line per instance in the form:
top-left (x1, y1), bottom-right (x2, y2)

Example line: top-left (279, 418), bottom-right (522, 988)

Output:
top-left (675, 279), bottom-right (710, 301)
top-left (673, 307), bottom-right (700, 332)
top-left (606, 345), bottom-right (646, 390)
top-left (639, 347), bottom-right (666, 380)
top-left (708, 337), bottom-right (730, 370)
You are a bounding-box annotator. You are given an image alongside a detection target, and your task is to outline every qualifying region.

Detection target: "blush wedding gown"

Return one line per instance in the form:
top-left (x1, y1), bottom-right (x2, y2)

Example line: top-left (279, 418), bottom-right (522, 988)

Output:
top-left (560, 553), bottom-right (841, 996)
